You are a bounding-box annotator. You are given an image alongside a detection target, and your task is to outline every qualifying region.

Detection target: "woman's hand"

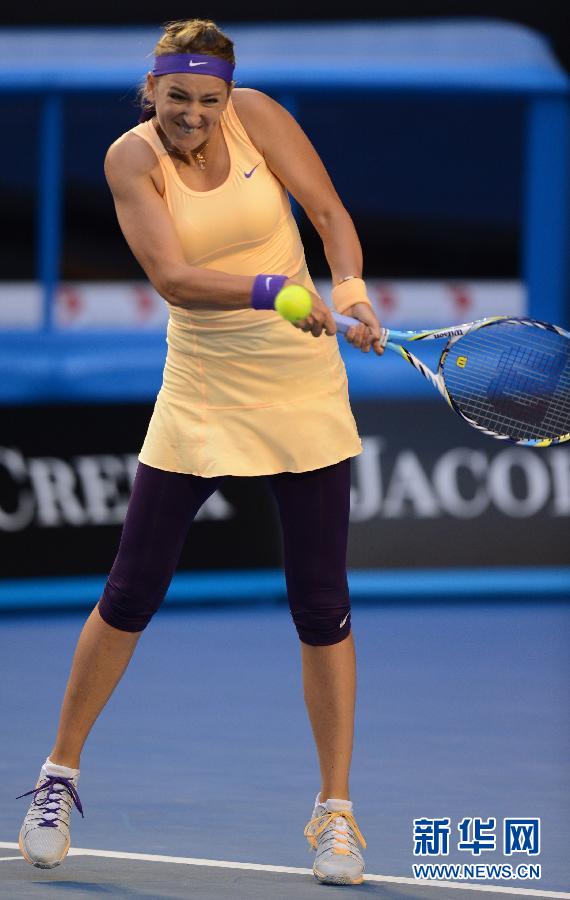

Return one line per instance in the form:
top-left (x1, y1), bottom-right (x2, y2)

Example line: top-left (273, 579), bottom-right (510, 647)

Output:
top-left (341, 302), bottom-right (384, 355)
top-left (283, 281), bottom-right (337, 338)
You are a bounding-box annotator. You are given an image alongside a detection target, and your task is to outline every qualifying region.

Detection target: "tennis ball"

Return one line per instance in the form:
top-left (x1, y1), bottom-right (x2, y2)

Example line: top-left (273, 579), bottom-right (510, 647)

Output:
top-left (274, 285), bottom-right (312, 322)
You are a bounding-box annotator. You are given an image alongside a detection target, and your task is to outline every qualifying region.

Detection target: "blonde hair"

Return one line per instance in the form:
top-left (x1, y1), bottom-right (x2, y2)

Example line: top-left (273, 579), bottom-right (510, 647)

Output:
top-left (138, 19), bottom-right (235, 121)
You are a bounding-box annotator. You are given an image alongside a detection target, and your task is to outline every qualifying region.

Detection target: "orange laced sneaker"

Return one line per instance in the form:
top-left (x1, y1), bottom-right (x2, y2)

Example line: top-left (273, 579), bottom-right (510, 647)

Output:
top-left (304, 795), bottom-right (366, 885)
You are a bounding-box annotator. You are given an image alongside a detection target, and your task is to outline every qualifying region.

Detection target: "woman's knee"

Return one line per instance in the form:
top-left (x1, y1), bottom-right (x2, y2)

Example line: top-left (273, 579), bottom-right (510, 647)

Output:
top-left (97, 574), bottom-right (167, 632)
top-left (289, 589), bottom-right (351, 646)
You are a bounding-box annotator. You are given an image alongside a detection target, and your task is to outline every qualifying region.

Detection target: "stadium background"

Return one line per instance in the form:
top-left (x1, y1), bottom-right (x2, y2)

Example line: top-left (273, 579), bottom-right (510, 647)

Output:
top-left (1, 6), bottom-right (570, 897)
top-left (0, 3), bottom-right (569, 605)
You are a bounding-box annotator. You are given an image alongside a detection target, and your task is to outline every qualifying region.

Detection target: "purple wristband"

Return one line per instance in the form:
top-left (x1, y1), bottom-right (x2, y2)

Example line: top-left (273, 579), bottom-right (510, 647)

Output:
top-left (251, 274), bottom-right (287, 311)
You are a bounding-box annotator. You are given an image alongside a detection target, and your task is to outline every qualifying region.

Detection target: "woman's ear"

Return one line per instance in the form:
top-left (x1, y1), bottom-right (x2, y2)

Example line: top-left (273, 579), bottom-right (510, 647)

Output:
top-left (145, 72), bottom-right (156, 105)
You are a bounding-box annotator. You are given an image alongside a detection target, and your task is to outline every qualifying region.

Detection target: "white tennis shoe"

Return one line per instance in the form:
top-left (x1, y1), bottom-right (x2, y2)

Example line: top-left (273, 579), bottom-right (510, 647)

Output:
top-left (304, 793), bottom-right (366, 885)
top-left (18, 762), bottom-right (83, 869)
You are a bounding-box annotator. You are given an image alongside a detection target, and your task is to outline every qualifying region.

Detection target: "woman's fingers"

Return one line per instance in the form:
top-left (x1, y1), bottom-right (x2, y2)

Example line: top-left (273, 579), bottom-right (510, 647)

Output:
top-left (295, 295), bottom-right (336, 337)
top-left (346, 323), bottom-right (368, 349)
top-left (345, 324), bottom-right (385, 354)
top-left (340, 301), bottom-right (385, 355)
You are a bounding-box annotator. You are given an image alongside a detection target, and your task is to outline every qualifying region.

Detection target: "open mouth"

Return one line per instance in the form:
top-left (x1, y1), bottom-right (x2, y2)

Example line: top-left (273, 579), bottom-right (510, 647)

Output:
top-left (177, 122), bottom-right (201, 135)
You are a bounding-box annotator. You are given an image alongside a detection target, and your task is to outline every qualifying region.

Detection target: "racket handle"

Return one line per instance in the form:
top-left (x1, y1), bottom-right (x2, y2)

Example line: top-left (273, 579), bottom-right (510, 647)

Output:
top-left (332, 312), bottom-right (361, 334)
top-left (332, 311), bottom-right (389, 346)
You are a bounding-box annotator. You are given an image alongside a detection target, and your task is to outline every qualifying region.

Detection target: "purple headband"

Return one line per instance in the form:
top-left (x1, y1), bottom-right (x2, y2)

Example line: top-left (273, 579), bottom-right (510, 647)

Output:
top-left (152, 53), bottom-right (234, 83)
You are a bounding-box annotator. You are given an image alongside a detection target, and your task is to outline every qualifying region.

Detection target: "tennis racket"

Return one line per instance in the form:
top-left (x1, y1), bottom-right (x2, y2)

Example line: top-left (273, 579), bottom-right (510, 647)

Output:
top-left (333, 314), bottom-right (570, 447)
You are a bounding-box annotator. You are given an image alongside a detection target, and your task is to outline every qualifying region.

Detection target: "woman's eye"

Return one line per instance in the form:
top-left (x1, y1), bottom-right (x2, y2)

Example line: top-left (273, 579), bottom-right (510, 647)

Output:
top-left (169, 95), bottom-right (217, 104)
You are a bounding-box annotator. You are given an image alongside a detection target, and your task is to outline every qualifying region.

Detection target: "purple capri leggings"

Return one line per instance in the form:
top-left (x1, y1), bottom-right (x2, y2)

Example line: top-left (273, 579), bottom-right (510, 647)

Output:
top-left (98, 459), bottom-right (352, 646)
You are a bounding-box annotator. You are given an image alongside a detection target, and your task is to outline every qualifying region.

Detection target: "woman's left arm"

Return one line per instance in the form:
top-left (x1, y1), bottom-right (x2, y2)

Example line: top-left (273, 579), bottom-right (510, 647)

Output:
top-left (233, 89), bottom-right (384, 355)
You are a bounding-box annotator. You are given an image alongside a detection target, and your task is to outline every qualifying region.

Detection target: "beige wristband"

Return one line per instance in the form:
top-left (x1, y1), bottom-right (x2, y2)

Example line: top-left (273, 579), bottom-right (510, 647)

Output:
top-left (331, 278), bottom-right (373, 315)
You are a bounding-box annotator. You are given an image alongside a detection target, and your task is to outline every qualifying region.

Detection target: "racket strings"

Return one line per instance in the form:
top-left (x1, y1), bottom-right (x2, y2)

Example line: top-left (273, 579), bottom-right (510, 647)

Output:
top-left (455, 367), bottom-right (569, 440)
top-left (456, 369), bottom-right (570, 440)
top-left (441, 323), bottom-right (570, 441)
top-left (488, 344), bottom-right (566, 423)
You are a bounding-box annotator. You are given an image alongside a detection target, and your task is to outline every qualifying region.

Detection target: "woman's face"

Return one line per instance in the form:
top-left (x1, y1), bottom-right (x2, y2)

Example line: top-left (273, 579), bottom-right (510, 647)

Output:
top-left (148, 73), bottom-right (231, 152)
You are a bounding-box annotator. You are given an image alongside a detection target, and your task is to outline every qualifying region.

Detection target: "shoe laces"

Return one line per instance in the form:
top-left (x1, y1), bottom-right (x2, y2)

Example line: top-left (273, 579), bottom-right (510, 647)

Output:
top-left (17, 776), bottom-right (84, 827)
top-left (304, 809), bottom-right (366, 854)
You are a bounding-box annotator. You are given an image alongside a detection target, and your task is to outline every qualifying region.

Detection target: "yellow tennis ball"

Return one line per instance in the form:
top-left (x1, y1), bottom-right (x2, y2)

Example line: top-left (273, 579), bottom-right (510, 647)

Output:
top-left (274, 285), bottom-right (312, 322)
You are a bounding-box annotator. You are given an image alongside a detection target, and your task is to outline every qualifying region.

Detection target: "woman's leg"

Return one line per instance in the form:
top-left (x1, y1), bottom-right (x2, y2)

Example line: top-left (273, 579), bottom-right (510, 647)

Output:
top-left (299, 634), bottom-right (355, 802)
top-left (50, 463), bottom-right (224, 769)
top-left (267, 459), bottom-right (354, 801)
top-left (49, 609), bottom-right (142, 769)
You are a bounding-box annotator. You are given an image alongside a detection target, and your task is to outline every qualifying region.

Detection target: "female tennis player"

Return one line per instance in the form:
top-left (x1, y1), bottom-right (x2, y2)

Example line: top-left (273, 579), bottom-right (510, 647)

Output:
top-left (18, 19), bottom-right (382, 886)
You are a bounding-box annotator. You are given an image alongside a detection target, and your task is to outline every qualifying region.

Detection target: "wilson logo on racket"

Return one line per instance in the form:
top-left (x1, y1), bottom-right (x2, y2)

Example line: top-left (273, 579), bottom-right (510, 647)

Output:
top-left (429, 329), bottom-right (466, 340)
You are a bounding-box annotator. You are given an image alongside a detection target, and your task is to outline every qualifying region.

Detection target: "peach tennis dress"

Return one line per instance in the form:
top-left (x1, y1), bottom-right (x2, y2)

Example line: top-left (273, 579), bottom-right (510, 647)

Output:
top-left (129, 96), bottom-right (362, 477)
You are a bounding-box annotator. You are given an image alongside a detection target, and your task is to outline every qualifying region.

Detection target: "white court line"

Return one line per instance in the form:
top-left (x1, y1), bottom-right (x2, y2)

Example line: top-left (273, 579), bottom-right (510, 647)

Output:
top-left (0, 842), bottom-right (568, 898)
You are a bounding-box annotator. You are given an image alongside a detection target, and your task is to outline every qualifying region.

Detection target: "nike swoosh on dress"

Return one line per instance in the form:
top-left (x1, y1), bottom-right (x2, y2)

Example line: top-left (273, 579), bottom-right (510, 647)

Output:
top-left (244, 163), bottom-right (261, 178)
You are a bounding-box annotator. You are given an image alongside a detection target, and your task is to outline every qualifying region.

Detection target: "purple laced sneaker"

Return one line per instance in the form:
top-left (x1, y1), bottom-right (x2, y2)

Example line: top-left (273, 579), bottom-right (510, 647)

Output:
top-left (18, 773), bottom-right (84, 869)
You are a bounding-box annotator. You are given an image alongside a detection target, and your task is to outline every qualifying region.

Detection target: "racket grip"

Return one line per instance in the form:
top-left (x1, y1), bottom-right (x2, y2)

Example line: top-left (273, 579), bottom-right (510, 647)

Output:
top-left (332, 312), bottom-right (360, 334)
top-left (332, 312), bottom-right (389, 346)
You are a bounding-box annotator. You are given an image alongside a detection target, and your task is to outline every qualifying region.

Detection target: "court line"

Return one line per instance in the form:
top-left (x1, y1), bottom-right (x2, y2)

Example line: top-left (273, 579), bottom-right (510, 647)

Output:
top-left (0, 843), bottom-right (568, 898)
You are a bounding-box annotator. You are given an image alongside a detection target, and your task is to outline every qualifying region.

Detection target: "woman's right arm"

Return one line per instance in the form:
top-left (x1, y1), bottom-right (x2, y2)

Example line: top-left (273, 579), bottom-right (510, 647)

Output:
top-left (104, 135), bottom-right (255, 310)
top-left (104, 135), bottom-right (334, 334)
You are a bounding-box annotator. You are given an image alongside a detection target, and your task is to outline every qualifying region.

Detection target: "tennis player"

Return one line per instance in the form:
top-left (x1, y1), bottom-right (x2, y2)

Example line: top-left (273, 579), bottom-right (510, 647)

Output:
top-left (18, 19), bottom-right (382, 886)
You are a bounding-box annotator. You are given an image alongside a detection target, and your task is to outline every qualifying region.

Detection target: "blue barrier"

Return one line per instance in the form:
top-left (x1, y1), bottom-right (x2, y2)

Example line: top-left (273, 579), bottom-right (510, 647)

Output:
top-left (0, 567), bottom-right (568, 612)
top-left (0, 330), bottom-right (441, 402)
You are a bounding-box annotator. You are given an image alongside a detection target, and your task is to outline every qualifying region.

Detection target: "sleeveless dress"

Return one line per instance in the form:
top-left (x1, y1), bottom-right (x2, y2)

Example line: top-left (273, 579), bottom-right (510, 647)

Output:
top-left (130, 96), bottom-right (362, 477)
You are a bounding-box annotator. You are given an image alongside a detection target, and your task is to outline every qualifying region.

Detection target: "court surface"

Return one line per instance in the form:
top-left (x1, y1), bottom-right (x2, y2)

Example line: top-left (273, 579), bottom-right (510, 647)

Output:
top-left (1, 600), bottom-right (568, 899)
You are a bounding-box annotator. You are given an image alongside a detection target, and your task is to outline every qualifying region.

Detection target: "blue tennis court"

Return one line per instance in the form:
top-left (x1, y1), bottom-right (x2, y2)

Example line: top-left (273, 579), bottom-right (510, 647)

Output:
top-left (1, 599), bottom-right (569, 896)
